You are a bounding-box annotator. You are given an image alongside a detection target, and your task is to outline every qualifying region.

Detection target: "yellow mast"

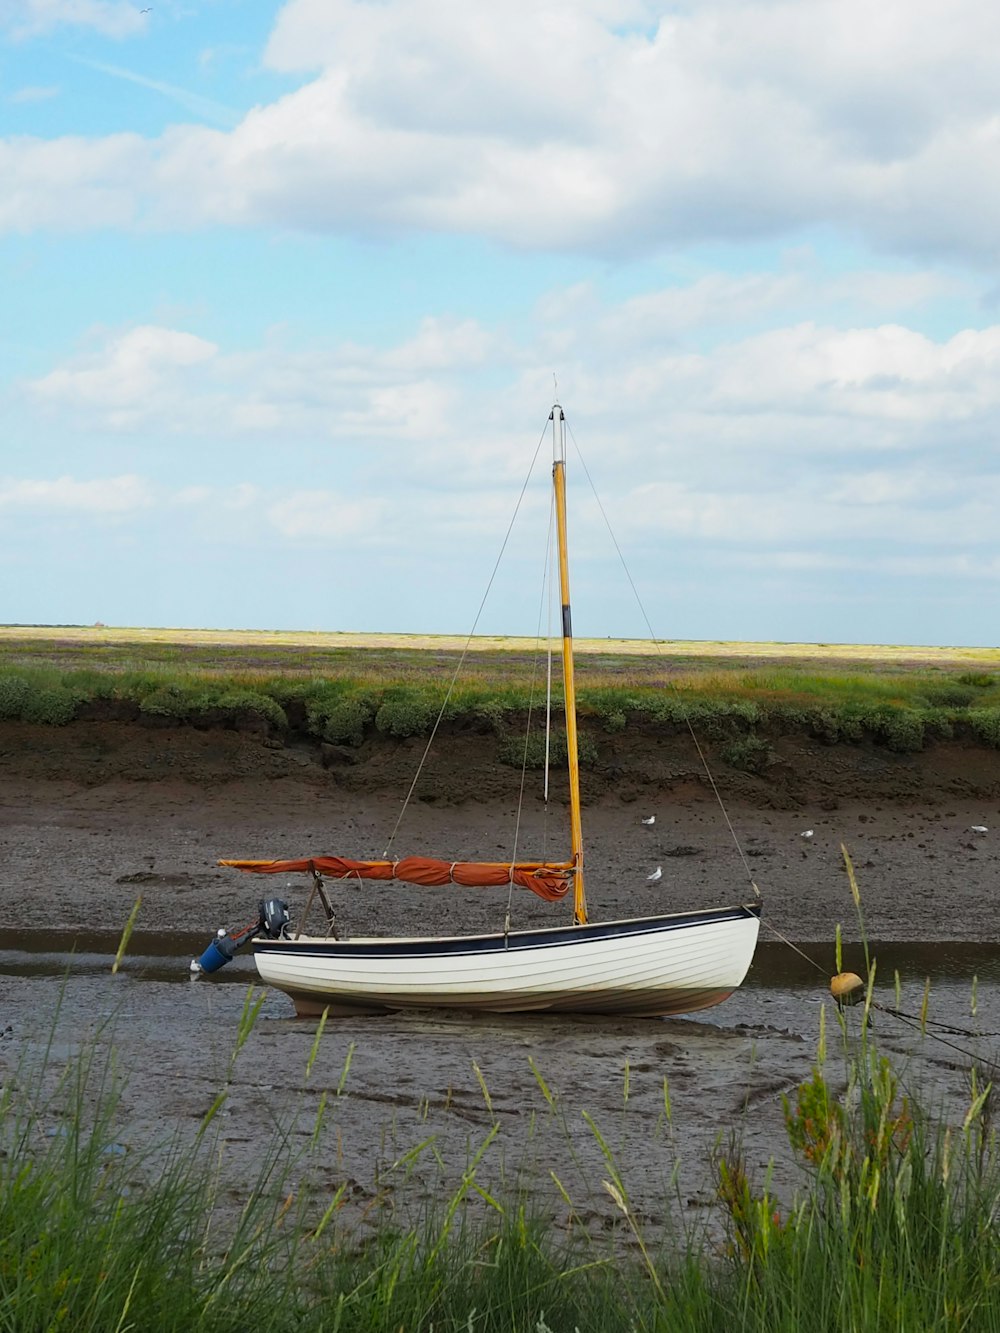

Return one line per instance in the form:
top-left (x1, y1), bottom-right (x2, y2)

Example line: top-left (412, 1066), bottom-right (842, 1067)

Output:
top-left (551, 404), bottom-right (588, 925)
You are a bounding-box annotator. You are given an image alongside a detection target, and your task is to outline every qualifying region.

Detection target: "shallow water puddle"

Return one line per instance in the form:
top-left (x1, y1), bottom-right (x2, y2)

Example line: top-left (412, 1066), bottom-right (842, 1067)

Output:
top-left (0, 927), bottom-right (256, 982)
top-left (3, 933), bottom-right (1000, 1055)
top-left (4, 930), bottom-right (1000, 987)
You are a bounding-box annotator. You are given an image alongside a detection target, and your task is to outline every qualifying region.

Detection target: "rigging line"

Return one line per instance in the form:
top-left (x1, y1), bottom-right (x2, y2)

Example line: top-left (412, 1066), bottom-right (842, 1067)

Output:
top-left (760, 921), bottom-right (1000, 1046)
top-left (506, 495), bottom-right (559, 930)
top-left (874, 1004), bottom-right (1000, 1042)
top-left (564, 417), bottom-right (760, 897)
top-left (758, 922), bottom-right (1000, 1058)
top-left (761, 920), bottom-right (828, 974)
top-left (873, 1005), bottom-right (993, 1065)
top-left (382, 418), bottom-right (551, 859)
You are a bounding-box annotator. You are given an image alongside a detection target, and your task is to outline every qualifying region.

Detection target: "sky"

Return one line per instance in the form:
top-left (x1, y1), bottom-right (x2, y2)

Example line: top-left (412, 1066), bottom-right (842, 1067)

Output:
top-left (3, 0), bottom-right (1000, 647)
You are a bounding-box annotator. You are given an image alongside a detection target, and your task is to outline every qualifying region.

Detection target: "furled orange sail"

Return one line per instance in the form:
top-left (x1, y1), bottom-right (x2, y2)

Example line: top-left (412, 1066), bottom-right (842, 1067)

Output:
top-left (219, 855), bottom-right (573, 902)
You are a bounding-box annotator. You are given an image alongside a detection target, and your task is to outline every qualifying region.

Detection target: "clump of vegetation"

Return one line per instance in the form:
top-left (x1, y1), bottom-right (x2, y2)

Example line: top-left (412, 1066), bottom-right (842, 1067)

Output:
top-left (0, 672), bottom-right (32, 719)
top-left (719, 735), bottom-right (773, 774)
top-left (6, 638), bottom-right (1000, 759)
top-left (137, 682), bottom-right (286, 731)
top-left (308, 691), bottom-right (375, 745)
top-left (497, 728), bottom-right (599, 770)
top-left (374, 687), bottom-right (441, 738)
top-left (967, 707), bottom-right (1000, 748)
top-left (919, 682), bottom-right (980, 708)
top-left (19, 685), bottom-right (78, 725)
top-left (0, 670), bottom-right (77, 725)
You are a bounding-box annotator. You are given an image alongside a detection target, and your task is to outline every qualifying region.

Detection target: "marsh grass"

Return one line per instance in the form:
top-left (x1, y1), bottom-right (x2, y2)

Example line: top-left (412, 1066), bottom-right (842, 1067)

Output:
top-left (3, 649), bottom-right (1000, 759)
top-left (6, 960), bottom-right (1000, 1332)
top-left (3, 621), bottom-right (1000, 764)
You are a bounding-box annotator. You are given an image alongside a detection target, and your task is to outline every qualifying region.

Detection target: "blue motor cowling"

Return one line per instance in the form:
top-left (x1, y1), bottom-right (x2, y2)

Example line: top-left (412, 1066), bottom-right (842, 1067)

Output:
top-left (192, 898), bottom-right (291, 975)
top-left (197, 930), bottom-right (237, 974)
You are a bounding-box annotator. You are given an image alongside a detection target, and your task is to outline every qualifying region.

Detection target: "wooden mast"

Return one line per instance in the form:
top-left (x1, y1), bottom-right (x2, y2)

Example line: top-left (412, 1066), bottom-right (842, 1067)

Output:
top-left (551, 403), bottom-right (588, 925)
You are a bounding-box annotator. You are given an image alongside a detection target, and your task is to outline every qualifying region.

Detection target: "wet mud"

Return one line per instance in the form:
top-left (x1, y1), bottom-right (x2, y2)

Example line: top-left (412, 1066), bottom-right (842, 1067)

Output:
top-left (3, 719), bottom-right (1000, 1238)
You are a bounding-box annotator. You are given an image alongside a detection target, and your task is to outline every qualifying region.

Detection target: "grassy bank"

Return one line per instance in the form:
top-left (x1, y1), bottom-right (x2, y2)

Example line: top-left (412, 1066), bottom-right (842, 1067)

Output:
top-left (4, 976), bottom-right (1000, 1331)
top-left (3, 648), bottom-right (1000, 761)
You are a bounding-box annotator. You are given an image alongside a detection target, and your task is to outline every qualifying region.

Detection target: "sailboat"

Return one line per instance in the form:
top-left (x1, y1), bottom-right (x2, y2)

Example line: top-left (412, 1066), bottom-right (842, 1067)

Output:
top-left (214, 404), bottom-right (761, 1017)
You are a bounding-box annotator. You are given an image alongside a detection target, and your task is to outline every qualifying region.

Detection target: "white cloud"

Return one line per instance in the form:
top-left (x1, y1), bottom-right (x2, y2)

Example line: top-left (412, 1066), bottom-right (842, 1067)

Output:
top-left (0, 134), bottom-right (147, 232)
top-left (27, 325), bottom-right (219, 429)
top-left (0, 474), bottom-right (152, 511)
top-left (737, 549), bottom-right (1000, 582)
top-left (6, 0), bottom-right (1000, 263)
top-left (172, 486), bottom-right (211, 505)
top-left (13, 296), bottom-right (1000, 593)
top-left (1, 0), bottom-right (145, 39)
top-left (619, 476), bottom-right (1000, 549)
top-left (221, 483), bottom-right (261, 510)
top-left (383, 317), bottom-right (498, 373)
top-left (20, 320), bottom-right (476, 441)
top-left (7, 85), bottom-right (58, 103)
top-left (266, 489), bottom-right (390, 542)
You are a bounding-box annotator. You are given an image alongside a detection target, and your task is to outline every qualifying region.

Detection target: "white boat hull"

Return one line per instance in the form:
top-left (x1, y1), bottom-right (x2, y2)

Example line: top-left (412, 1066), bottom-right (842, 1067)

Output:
top-left (252, 903), bottom-right (761, 1017)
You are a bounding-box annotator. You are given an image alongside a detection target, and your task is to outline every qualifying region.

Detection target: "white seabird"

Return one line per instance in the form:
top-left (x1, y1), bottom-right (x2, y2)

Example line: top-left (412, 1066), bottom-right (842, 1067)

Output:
top-left (800, 830), bottom-right (814, 840)
top-left (641, 815), bottom-right (655, 826)
top-left (646, 866), bottom-right (662, 882)
top-left (970, 825), bottom-right (988, 834)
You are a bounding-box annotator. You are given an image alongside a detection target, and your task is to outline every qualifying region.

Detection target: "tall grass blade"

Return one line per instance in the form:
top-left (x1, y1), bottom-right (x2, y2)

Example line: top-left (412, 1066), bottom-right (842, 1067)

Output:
top-left (111, 896), bottom-right (142, 975)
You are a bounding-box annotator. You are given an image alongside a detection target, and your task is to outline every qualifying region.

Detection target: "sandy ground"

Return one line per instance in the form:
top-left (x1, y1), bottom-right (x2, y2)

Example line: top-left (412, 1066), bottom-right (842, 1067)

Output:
top-left (3, 721), bottom-right (1000, 1243)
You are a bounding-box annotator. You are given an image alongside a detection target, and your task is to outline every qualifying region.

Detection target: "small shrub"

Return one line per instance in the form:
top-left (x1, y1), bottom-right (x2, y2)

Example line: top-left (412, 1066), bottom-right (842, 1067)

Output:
top-left (582, 689), bottom-right (641, 734)
top-left (719, 735), bottom-right (772, 774)
top-left (830, 705), bottom-right (866, 743)
top-left (682, 698), bottom-right (763, 738)
top-left (374, 692), bottom-right (438, 738)
top-left (20, 686), bottom-right (77, 725)
top-left (309, 694), bottom-right (374, 745)
top-left (921, 707), bottom-right (953, 741)
top-left (968, 708), bottom-right (1000, 748)
top-left (921, 683), bottom-right (979, 708)
top-left (209, 688), bottom-right (287, 731)
top-left (475, 699), bottom-right (513, 732)
top-left (807, 709), bottom-right (840, 744)
top-left (138, 684), bottom-right (195, 719)
top-left (0, 674), bottom-right (31, 719)
top-left (958, 672), bottom-right (994, 688)
top-left (497, 729), bottom-right (598, 769)
top-left (877, 709), bottom-right (926, 753)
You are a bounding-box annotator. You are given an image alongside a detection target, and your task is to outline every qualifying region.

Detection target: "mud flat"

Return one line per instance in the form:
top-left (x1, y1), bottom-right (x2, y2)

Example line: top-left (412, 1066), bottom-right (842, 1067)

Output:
top-left (3, 719), bottom-right (1000, 1237)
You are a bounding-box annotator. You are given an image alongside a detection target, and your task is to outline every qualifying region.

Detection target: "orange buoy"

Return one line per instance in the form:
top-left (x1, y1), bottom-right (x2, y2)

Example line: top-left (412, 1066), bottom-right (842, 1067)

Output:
top-left (830, 972), bottom-right (865, 1005)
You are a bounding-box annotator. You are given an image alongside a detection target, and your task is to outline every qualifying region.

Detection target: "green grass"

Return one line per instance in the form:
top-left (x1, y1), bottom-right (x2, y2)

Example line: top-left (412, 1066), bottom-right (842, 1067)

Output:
top-left (7, 912), bottom-right (1000, 1332)
top-left (3, 625), bottom-right (1000, 759)
top-left (3, 652), bottom-right (1000, 759)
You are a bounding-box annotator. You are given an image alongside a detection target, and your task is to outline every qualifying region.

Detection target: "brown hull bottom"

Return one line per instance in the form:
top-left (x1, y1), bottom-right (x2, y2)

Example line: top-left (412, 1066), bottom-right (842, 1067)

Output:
top-left (283, 987), bottom-right (736, 1019)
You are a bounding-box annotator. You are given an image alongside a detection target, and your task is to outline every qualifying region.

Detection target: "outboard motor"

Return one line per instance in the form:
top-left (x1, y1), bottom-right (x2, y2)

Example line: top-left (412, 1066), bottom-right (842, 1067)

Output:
top-left (195, 928), bottom-right (238, 974)
top-left (260, 897), bottom-right (291, 940)
top-left (191, 897), bottom-right (291, 974)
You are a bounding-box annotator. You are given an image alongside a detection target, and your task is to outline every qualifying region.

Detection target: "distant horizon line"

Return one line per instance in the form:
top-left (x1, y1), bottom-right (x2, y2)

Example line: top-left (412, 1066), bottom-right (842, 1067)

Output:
top-left (2, 624), bottom-right (998, 659)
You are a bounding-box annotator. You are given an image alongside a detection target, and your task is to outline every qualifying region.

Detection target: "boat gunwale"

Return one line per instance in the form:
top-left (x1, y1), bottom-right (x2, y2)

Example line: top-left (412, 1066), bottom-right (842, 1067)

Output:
top-left (252, 901), bottom-right (762, 959)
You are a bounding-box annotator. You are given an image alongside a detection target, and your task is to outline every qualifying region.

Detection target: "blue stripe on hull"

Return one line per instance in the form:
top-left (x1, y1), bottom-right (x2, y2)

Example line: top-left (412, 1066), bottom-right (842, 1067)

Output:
top-left (253, 903), bottom-right (761, 963)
